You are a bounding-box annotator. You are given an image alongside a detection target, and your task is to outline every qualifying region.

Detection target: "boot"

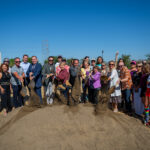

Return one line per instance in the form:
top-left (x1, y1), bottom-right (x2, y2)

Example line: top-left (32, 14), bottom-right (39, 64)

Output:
top-left (66, 80), bottom-right (72, 87)
top-left (57, 84), bottom-right (66, 90)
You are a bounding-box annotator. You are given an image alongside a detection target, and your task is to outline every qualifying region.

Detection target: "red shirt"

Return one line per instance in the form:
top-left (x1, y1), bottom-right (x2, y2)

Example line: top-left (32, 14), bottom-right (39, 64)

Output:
top-left (57, 69), bottom-right (69, 84)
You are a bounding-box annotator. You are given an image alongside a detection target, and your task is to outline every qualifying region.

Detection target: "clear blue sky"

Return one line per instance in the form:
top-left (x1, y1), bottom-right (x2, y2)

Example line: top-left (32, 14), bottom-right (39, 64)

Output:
top-left (0, 0), bottom-right (150, 63)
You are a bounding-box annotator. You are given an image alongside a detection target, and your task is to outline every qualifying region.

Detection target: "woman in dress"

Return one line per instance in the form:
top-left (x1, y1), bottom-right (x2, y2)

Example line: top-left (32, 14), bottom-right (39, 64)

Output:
top-left (108, 61), bottom-right (121, 112)
top-left (88, 66), bottom-right (101, 104)
top-left (0, 64), bottom-right (12, 116)
top-left (132, 62), bottom-right (144, 115)
top-left (81, 60), bottom-right (90, 103)
top-left (96, 56), bottom-right (103, 70)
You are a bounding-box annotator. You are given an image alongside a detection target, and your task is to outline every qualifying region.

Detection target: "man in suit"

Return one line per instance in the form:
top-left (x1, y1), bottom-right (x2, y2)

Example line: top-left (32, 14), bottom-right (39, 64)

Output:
top-left (26, 56), bottom-right (42, 103)
top-left (42, 56), bottom-right (55, 88)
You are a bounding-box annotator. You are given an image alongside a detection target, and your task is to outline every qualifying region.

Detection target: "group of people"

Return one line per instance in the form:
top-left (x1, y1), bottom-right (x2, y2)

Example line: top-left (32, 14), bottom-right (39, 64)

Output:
top-left (0, 54), bottom-right (150, 127)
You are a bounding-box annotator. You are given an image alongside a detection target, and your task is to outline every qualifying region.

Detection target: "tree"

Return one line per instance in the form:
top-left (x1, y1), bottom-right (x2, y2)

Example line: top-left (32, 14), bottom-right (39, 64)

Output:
top-left (145, 54), bottom-right (150, 61)
top-left (9, 57), bottom-right (32, 67)
top-left (9, 58), bottom-right (15, 67)
top-left (120, 54), bottom-right (131, 68)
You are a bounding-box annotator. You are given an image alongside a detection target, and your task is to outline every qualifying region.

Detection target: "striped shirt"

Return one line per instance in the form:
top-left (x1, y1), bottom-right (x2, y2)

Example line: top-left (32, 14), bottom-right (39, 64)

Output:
top-left (120, 66), bottom-right (132, 90)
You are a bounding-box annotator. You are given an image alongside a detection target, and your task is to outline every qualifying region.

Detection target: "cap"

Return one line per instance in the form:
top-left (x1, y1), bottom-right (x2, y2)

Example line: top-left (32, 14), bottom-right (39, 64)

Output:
top-left (91, 58), bottom-right (96, 61)
top-left (130, 60), bottom-right (136, 65)
top-left (3, 58), bottom-right (10, 62)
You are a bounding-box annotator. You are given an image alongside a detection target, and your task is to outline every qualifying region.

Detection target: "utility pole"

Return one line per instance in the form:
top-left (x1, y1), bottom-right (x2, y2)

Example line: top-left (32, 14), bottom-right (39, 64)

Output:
top-left (42, 40), bottom-right (49, 65)
top-left (102, 50), bottom-right (104, 59)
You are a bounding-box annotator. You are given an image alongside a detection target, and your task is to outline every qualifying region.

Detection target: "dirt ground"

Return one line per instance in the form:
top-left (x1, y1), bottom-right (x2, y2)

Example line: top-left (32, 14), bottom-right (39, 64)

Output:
top-left (0, 103), bottom-right (150, 150)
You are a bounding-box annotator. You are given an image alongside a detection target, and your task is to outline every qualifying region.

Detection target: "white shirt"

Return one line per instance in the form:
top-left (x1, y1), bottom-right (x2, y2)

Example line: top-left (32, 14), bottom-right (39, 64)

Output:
top-left (55, 62), bottom-right (60, 69)
top-left (20, 62), bottom-right (30, 77)
top-left (110, 69), bottom-right (121, 97)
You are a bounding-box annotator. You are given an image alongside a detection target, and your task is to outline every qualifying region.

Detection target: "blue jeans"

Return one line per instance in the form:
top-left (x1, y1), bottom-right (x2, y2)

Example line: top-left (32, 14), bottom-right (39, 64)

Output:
top-left (122, 89), bottom-right (131, 112)
top-left (34, 87), bottom-right (42, 104)
top-left (12, 85), bottom-right (23, 108)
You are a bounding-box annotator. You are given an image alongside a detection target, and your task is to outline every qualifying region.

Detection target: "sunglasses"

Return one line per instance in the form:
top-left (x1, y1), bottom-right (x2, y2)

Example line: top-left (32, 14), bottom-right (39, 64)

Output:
top-left (137, 66), bottom-right (142, 68)
top-left (49, 59), bottom-right (53, 61)
top-left (109, 64), bottom-right (114, 66)
top-left (15, 61), bottom-right (21, 63)
top-left (119, 65), bottom-right (123, 67)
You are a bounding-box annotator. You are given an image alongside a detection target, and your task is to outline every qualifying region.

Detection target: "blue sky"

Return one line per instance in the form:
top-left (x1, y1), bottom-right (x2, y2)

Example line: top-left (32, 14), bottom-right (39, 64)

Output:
top-left (0, 0), bottom-right (150, 63)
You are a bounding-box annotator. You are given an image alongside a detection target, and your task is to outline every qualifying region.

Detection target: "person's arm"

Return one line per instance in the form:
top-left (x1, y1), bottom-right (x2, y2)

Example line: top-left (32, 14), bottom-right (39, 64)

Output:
top-left (81, 68), bottom-right (86, 79)
top-left (115, 51), bottom-right (119, 69)
top-left (12, 67), bottom-right (23, 82)
top-left (0, 73), bottom-right (4, 94)
top-left (120, 70), bottom-right (129, 83)
top-left (22, 72), bottom-right (25, 78)
top-left (108, 70), bottom-right (115, 81)
top-left (91, 73), bottom-right (100, 81)
top-left (64, 71), bottom-right (70, 83)
top-left (26, 65), bottom-right (31, 78)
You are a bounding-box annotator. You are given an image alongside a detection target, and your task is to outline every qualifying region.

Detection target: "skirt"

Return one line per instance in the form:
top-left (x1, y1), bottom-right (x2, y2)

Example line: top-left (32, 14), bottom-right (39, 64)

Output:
top-left (133, 88), bottom-right (144, 115)
top-left (146, 88), bottom-right (150, 97)
top-left (110, 96), bottom-right (122, 104)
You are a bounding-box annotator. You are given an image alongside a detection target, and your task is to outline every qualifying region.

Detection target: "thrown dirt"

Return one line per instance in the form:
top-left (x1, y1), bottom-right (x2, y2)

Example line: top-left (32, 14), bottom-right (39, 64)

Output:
top-left (0, 103), bottom-right (150, 150)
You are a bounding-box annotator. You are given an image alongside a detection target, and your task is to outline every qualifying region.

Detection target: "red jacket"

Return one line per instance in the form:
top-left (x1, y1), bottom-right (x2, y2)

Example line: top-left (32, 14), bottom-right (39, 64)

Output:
top-left (57, 69), bottom-right (69, 84)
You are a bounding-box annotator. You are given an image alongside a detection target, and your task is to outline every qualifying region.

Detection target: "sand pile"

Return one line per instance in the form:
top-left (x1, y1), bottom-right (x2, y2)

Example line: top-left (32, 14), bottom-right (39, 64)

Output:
top-left (0, 103), bottom-right (150, 150)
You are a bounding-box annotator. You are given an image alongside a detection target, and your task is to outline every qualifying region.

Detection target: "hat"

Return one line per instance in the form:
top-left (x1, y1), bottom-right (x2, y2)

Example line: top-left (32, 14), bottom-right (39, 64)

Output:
top-left (130, 60), bottom-right (136, 65)
top-left (91, 58), bottom-right (96, 61)
top-left (3, 58), bottom-right (10, 62)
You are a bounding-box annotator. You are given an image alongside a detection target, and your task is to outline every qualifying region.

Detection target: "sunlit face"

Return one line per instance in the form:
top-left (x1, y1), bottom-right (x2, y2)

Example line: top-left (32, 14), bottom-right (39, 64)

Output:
top-left (32, 57), bottom-right (38, 64)
top-left (23, 56), bottom-right (28, 63)
top-left (102, 63), bottom-right (106, 69)
top-left (109, 62), bottom-right (115, 69)
top-left (48, 57), bottom-right (54, 64)
top-left (85, 58), bottom-right (89, 62)
top-left (73, 60), bottom-right (79, 67)
top-left (63, 61), bottom-right (66, 65)
top-left (15, 58), bottom-right (21, 67)
top-left (118, 62), bottom-right (124, 71)
top-left (2, 64), bottom-right (8, 72)
top-left (84, 62), bottom-right (89, 68)
top-left (60, 63), bottom-right (65, 70)
top-left (98, 58), bottom-right (102, 64)
top-left (58, 58), bottom-right (62, 63)
top-left (131, 64), bottom-right (136, 69)
top-left (91, 61), bottom-right (96, 66)
top-left (137, 64), bottom-right (142, 72)
top-left (93, 67), bottom-right (98, 73)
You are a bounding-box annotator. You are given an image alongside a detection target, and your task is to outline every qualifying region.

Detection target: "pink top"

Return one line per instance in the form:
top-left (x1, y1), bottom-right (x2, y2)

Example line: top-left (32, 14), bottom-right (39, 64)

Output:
top-left (56, 65), bottom-right (70, 76)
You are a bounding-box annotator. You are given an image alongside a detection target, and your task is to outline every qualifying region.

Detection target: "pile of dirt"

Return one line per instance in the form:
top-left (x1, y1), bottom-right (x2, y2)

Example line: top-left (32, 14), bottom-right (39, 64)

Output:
top-left (0, 103), bottom-right (150, 150)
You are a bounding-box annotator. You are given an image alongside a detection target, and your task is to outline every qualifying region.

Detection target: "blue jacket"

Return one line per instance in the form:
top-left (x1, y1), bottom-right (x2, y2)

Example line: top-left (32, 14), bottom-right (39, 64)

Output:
top-left (26, 63), bottom-right (42, 88)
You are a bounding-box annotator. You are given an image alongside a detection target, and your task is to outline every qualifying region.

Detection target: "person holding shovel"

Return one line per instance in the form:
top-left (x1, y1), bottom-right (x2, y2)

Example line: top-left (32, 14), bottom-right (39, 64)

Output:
top-left (11, 57), bottom-right (25, 108)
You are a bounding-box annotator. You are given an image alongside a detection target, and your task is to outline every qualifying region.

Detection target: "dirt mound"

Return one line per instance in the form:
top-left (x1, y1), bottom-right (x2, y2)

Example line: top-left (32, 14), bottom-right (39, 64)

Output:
top-left (0, 104), bottom-right (150, 150)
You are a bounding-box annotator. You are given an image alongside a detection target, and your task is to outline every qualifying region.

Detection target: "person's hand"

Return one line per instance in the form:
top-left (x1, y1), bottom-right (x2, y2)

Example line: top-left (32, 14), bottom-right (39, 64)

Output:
top-left (19, 76), bottom-right (24, 82)
top-left (10, 87), bottom-right (13, 94)
top-left (1, 87), bottom-right (5, 94)
top-left (29, 72), bottom-right (33, 76)
top-left (116, 79), bottom-right (120, 85)
top-left (30, 76), bottom-right (34, 81)
top-left (89, 73), bottom-right (92, 78)
top-left (46, 74), bottom-right (50, 78)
